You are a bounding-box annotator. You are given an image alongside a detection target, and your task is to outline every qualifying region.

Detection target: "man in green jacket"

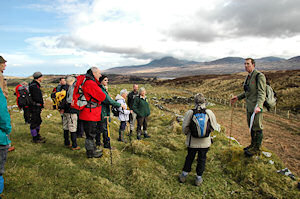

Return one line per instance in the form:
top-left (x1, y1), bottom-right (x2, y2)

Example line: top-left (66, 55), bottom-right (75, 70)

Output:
top-left (0, 87), bottom-right (11, 195)
top-left (132, 87), bottom-right (151, 140)
top-left (96, 75), bottom-right (125, 148)
top-left (231, 58), bottom-right (266, 157)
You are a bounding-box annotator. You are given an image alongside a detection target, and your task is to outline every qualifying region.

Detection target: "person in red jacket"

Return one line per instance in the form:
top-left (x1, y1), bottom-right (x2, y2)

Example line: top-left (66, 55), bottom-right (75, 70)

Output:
top-left (79, 67), bottom-right (106, 158)
top-left (15, 82), bottom-right (31, 124)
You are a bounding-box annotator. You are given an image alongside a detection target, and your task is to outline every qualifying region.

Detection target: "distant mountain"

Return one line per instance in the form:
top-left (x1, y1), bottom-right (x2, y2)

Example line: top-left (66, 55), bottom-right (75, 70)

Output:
top-left (145, 56), bottom-right (199, 67)
top-left (104, 55), bottom-right (300, 78)
top-left (205, 57), bottom-right (244, 65)
top-left (288, 56), bottom-right (300, 62)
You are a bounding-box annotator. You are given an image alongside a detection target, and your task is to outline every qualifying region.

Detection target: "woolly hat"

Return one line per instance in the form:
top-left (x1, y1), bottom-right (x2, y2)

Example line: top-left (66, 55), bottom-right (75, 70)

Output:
top-left (99, 75), bottom-right (108, 83)
top-left (0, 56), bottom-right (7, 63)
top-left (194, 93), bottom-right (206, 105)
top-left (33, 71), bottom-right (43, 79)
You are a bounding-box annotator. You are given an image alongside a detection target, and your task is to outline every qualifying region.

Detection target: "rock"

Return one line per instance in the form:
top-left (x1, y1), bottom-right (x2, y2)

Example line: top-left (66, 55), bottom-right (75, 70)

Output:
top-left (262, 151), bottom-right (272, 158)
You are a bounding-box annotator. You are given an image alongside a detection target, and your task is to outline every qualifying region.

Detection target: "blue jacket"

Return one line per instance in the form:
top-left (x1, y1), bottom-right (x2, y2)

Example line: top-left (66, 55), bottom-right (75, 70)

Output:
top-left (0, 88), bottom-right (11, 146)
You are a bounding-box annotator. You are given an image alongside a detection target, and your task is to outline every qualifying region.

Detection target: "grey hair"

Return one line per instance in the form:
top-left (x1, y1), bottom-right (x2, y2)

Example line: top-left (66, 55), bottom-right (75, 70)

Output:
top-left (66, 76), bottom-right (76, 84)
top-left (120, 89), bottom-right (128, 96)
top-left (139, 87), bottom-right (146, 94)
top-left (91, 66), bottom-right (99, 73)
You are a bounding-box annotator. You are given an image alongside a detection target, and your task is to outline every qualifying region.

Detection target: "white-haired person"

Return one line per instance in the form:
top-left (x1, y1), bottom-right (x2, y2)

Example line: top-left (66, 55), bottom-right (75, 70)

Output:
top-left (179, 93), bottom-right (220, 186)
top-left (132, 87), bottom-right (151, 140)
top-left (115, 89), bottom-right (132, 142)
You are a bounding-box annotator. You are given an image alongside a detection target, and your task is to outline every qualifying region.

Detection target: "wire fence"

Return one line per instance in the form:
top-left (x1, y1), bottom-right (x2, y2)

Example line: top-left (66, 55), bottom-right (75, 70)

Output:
top-left (206, 95), bottom-right (299, 121)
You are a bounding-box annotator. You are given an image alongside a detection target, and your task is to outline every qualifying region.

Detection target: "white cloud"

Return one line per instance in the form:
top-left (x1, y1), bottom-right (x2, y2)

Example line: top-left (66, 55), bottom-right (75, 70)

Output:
top-left (20, 0), bottom-right (300, 72)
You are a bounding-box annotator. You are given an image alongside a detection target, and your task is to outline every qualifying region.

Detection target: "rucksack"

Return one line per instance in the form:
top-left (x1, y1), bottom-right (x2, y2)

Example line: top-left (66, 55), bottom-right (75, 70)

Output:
top-left (189, 109), bottom-right (212, 138)
top-left (111, 101), bottom-right (120, 117)
top-left (71, 75), bottom-right (88, 110)
top-left (17, 87), bottom-right (31, 108)
top-left (55, 90), bottom-right (67, 110)
top-left (256, 73), bottom-right (277, 111)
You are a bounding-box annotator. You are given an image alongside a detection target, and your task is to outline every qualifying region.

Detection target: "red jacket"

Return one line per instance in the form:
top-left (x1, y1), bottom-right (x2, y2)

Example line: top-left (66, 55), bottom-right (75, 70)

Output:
top-left (79, 77), bottom-right (106, 122)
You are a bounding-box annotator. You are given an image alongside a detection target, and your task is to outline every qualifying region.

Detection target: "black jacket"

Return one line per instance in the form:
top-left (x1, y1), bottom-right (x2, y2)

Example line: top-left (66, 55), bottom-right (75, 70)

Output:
top-left (29, 80), bottom-right (44, 107)
top-left (127, 90), bottom-right (139, 110)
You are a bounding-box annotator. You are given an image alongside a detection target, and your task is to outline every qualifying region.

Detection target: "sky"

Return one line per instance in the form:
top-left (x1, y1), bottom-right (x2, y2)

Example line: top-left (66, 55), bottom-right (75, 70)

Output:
top-left (1, 0), bottom-right (300, 76)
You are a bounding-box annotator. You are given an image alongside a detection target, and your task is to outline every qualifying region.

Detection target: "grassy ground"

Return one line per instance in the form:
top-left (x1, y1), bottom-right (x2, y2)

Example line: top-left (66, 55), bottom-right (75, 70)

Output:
top-left (2, 84), bottom-right (300, 199)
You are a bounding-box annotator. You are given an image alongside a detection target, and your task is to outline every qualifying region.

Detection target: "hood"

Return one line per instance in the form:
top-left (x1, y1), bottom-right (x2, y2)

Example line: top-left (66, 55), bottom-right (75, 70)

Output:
top-left (115, 94), bottom-right (124, 100)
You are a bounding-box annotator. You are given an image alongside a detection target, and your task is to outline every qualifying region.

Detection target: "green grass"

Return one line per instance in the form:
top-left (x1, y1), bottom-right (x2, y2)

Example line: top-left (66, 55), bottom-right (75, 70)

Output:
top-left (2, 84), bottom-right (300, 198)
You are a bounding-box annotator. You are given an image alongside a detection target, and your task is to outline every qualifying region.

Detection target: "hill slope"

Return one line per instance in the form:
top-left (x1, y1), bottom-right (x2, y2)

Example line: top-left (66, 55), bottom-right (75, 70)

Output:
top-left (3, 83), bottom-right (300, 198)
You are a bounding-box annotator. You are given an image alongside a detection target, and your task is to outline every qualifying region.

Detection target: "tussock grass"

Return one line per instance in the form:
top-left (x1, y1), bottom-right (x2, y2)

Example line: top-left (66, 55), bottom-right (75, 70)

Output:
top-left (3, 84), bottom-right (299, 198)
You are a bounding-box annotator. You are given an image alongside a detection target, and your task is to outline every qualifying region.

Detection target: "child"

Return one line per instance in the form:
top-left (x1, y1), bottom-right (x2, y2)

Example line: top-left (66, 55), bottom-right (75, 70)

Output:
top-left (115, 89), bottom-right (132, 142)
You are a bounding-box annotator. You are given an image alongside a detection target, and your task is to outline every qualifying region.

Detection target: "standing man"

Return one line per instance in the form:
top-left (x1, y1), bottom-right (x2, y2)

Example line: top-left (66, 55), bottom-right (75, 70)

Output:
top-left (127, 84), bottom-right (139, 136)
top-left (0, 87), bottom-right (11, 196)
top-left (79, 67), bottom-right (106, 158)
top-left (231, 58), bottom-right (266, 157)
top-left (29, 72), bottom-right (46, 143)
top-left (0, 56), bottom-right (15, 152)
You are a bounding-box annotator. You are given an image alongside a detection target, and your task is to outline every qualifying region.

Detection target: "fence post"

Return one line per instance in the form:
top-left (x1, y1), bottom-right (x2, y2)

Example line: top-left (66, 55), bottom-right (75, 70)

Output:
top-left (274, 106), bottom-right (277, 115)
top-left (287, 110), bottom-right (290, 119)
top-left (242, 103), bottom-right (244, 109)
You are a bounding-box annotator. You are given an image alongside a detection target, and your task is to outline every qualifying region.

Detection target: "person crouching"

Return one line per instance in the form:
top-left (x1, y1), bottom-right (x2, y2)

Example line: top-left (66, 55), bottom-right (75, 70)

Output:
top-left (179, 93), bottom-right (220, 186)
top-left (115, 89), bottom-right (132, 142)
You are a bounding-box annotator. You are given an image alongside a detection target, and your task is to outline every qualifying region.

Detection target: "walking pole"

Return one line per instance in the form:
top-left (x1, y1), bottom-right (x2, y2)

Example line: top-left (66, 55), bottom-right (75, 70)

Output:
top-left (229, 103), bottom-right (234, 147)
top-left (106, 117), bottom-right (113, 166)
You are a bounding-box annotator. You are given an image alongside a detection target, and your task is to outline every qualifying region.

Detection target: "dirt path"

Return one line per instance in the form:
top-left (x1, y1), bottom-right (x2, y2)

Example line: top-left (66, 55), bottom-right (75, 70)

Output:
top-left (213, 107), bottom-right (300, 177)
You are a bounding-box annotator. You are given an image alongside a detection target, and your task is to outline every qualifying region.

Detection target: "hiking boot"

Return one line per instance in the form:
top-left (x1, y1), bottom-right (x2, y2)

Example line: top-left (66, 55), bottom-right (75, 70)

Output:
top-left (243, 145), bottom-right (253, 151)
top-left (72, 146), bottom-right (81, 151)
top-left (32, 139), bottom-right (46, 144)
top-left (87, 150), bottom-right (103, 158)
top-left (244, 147), bottom-right (261, 157)
top-left (244, 130), bottom-right (255, 151)
top-left (195, 176), bottom-right (203, 186)
top-left (103, 143), bottom-right (111, 149)
top-left (144, 134), bottom-right (151, 139)
top-left (137, 135), bottom-right (141, 140)
top-left (178, 174), bottom-right (187, 183)
top-left (8, 146), bottom-right (15, 152)
top-left (65, 144), bottom-right (72, 148)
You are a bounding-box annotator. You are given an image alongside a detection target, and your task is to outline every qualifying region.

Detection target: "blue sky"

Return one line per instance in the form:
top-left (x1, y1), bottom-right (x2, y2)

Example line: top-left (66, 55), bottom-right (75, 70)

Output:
top-left (1, 0), bottom-right (300, 77)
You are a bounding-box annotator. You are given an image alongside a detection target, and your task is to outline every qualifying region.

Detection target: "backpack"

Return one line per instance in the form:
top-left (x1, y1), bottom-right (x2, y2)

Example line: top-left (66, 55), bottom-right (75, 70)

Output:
top-left (256, 73), bottom-right (277, 111)
top-left (189, 109), bottom-right (212, 138)
top-left (111, 100), bottom-right (120, 117)
top-left (56, 90), bottom-right (67, 110)
top-left (17, 87), bottom-right (31, 108)
top-left (71, 75), bottom-right (88, 110)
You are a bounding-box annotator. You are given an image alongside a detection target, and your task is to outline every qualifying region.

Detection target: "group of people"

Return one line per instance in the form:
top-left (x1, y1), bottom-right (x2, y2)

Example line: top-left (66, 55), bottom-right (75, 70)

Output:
top-left (24, 67), bottom-right (151, 159)
top-left (0, 55), bottom-right (268, 194)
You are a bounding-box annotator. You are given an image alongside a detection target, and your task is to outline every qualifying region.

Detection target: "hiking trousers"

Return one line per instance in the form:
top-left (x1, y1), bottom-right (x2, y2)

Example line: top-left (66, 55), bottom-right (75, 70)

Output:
top-left (83, 121), bottom-right (97, 152)
top-left (0, 148), bottom-right (8, 176)
top-left (137, 116), bottom-right (148, 135)
top-left (129, 112), bottom-right (137, 131)
top-left (183, 147), bottom-right (209, 176)
top-left (23, 107), bottom-right (31, 123)
top-left (29, 107), bottom-right (42, 130)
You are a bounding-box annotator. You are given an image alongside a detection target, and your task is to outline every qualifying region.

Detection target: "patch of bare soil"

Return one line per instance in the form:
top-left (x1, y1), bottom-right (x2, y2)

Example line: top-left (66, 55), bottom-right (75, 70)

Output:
top-left (213, 107), bottom-right (300, 176)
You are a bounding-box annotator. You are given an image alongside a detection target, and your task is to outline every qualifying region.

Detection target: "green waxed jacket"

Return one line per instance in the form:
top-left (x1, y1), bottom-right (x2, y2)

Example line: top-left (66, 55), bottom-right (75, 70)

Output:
top-left (132, 95), bottom-right (150, 117)
top-left (237, 69), bottom-right (266, 112)
top-left (100, 85), bottom-right (121, 122)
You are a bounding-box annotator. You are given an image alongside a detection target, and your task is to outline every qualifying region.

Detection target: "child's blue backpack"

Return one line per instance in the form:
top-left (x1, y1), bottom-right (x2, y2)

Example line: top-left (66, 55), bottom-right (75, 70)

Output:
top-left (189, 109), bottom-right (212, 138)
